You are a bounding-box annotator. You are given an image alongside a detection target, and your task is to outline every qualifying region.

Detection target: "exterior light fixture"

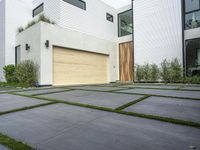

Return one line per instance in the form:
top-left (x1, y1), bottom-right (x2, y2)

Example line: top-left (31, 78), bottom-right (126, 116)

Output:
top-left (25, 44), bottom-right (30, 50)
top-left (45, 40), bottom-right (49, 48)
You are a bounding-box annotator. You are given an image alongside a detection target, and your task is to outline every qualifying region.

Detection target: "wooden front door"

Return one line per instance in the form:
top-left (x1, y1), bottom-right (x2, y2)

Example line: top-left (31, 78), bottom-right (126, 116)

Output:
top-left (119, 42), bottom-right (133, 81)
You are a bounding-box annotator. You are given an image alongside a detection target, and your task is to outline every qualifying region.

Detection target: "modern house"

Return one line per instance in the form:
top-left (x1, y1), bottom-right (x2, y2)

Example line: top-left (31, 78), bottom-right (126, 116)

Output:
top-left (0, 0), bottom-right (200, 86)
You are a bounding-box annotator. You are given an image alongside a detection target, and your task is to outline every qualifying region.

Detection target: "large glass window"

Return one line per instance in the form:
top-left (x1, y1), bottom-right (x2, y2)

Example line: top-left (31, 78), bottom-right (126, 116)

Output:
top-left (118, 9), bottom-right (133, 37)
top-left (185, 0), bottom-right (200, 29)
top-left (63, 0), bottom-right (86, 10)
top-left (15, 46), bottom-right (21, 65)
top-left (33, 3), bottom-right (44, 17)
top-left (186, 38), bottom-right (200, 76)
top-left (185, 0), bottom-right (199, 12)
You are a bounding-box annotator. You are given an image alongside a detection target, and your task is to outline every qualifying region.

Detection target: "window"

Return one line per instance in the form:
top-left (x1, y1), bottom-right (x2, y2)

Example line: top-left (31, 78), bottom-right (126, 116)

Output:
top-left (106, 13), bottom-right (113, 22)
top-left (118, 9), bottom-right (133, 37)
top-left (33, 3), bottom-right (44, 17)
top-left (185, 0), bottom-right (199, 13)
top-left (63, 0), bottom-right (86, 10)
top-left (15, 46), bottom-right (21, 65)
top-left (186, 38), bottom-right (200, 76)
top-left (184, 0), bottom-right (200, 29)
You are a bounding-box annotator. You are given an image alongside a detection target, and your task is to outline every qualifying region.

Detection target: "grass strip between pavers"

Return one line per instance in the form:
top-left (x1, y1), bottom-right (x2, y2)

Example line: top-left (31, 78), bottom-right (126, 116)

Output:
top-left (111, 91), bottom-right (200, 101)
top-left (0, 102), bottom-right (58, 116)
top-left (10, 93), bottom-right (200, 128)
top-left (30, 89), bottom-right (74, 96)
top-left (115, 95), bottom-right (151, 111)
top-left (0, 132), bottom-right (36, 150)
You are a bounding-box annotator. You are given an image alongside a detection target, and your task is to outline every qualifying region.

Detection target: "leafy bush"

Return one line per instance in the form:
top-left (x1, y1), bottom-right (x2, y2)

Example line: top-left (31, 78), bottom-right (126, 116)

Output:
top-left (135, 63), bottom-right (159, 82)
top-left (183, 76), bottom-right (200, 84)
top-left (160, 58), bottom-right (183, 83)
top-left (15, 60), bottom-right (39, 87)
top-left (3, 65), bottom-right (18, 83)
top-left (17, 27), bottom-right (24, 33)
top-left (150, 64), bottom-right (160, 81)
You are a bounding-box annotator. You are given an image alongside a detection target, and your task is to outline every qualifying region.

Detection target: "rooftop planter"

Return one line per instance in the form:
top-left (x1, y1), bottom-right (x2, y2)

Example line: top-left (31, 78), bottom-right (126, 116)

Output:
top-left (17, 15), bottom-right (55, 34)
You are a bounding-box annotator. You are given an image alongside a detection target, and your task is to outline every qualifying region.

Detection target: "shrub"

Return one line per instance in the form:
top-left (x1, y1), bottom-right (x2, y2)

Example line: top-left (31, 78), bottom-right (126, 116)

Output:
top-left (135, 64), bottom-right (159, 82)
top-left (169, 58), bottom-right (183, 82)
top-left (135, 65), bottom-right (144, 81)
top-left (15, 60), bottom-right (39, 87)
top-left (3, 65), bottom-right (18, 83)
top-left (160, 59), bottom-right (171, 82)
top-left (17, 27), bottom-right (24, 33)
top-left (160, 58), bottom-right (183, 83)
top-left (150, 64), bottom-right (160, 81)
top-left (183, 76), bottom-right (200, 84)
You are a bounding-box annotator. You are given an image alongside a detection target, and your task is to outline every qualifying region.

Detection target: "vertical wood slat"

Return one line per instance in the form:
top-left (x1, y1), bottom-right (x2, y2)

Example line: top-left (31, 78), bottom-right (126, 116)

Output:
top-left (119, 42), bottom-right (133, 81)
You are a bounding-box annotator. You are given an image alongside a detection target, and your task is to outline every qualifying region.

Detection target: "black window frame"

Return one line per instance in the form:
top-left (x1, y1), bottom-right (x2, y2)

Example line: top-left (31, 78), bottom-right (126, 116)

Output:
top-left (32, 3), bottom-right (44, 17)
top-left (15, 45), bottom-right (21, 65)
top-left (63, 0), bottom-right (86, 10)
top-left (106, 13), bottom-right (114, 22)
top-left (118, 9), bottom-right (133, 37)
top-left (184, 0), bottom-right (200, 30)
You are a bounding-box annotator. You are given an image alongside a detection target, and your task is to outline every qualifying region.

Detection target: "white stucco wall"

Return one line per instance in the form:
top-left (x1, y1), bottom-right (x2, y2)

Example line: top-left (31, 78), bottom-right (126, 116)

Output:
top-left (5, 0), bottom-right (32, 65)
top-left (0, 0), bottom-right (5, 81)
top-left (16, 22), bottom-right (118, 85)
top-left (33, 0), bottom-right (117, 41)
top-left (133, 0), bottom-right (183, 66)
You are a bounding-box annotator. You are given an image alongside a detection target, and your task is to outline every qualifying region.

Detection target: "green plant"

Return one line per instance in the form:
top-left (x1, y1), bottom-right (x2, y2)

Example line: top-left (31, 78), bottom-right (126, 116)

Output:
top-left (15, 60), bottom-right (39, 87)
top-left (160, 59), bottom-right (171, 82)
top-left (143, 64), bottom-right (151, 81)
top-left (3, 65), bottom-right (18, 83)
top-left (183, 76), bottom-right (200, 84)
top-left (150, 64), bottom-right (160, 81)
top-left (17, 27), bottom-right (24, 33)
top-left (169, 58), bottom-right (183, 82)
top-left (26, 20), bottom-right (36, 29)
top-left (135, 65), bottom-right (144, 81)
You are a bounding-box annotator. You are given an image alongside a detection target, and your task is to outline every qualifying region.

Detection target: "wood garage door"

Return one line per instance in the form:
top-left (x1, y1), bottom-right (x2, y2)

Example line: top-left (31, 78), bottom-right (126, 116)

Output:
top-left (53, 46), bottom-right (109, 86)
top-left (119, 42), bottom-right (133, 81)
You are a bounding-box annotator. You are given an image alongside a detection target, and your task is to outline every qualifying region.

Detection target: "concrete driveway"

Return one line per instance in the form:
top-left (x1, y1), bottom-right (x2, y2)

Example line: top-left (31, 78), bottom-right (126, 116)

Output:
top-left (0, 84), bottom-right (200, 150)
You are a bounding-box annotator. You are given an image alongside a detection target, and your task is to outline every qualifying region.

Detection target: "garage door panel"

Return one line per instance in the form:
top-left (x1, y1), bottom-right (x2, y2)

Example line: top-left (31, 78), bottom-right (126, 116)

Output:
top-left (53, 47), bottom-right (109, 85)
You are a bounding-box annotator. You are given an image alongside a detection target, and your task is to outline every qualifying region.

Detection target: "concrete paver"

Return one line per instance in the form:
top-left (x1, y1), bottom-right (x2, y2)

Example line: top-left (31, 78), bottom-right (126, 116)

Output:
top-left (116, 88), bottom-right (200, 99)
top-left (38, 90), bottom-right (144, 109)
top-left (0, 94), bottom-right (49, 112)
top-left (16, 88), bottom-right (70, 96)
top-left (0, 104), bottom-right (199, 150)
top-left (124, 96), bottom-right (200, 123)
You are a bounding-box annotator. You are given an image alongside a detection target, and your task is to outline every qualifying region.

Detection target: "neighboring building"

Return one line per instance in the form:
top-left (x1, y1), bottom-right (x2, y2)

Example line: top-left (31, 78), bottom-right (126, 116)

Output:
top-left (0, 0), bottom-right (199, 85)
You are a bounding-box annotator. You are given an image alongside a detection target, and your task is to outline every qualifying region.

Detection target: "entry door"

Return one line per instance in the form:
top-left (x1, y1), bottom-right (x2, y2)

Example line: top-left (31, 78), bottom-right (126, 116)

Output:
top-left (119, 42), bottom-right (133, 81)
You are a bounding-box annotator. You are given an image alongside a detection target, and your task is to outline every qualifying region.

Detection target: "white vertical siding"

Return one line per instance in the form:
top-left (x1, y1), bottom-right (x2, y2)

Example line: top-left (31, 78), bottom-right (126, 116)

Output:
top-left (133, 0), bottom-right (183, 66)
top-left (33, 0), bottom-right (117, 41)
top-left (0, 0), bottom-right (5, 81)
top-left (33, 0), bottom-right (61, 24)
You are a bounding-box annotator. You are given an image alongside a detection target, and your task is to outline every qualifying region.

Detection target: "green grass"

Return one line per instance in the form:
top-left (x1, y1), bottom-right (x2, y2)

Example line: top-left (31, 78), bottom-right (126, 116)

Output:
top-left (0, 102), bottom-right (57, 116)
top-left (11, 93), bottom-right (200, 128)
top-left (31, 89), bottom-right (74, 96)
top-left (115, 95), bottom-right (151, 111)
top-left (0, 132), bottom-right (35, 150)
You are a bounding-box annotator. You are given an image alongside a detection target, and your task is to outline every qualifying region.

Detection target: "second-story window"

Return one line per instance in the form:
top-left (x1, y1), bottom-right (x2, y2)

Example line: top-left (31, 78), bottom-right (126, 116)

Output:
top-left (33, 3), bottom-right (44, 17)
top-left (106, 13), bottom-right (114, 22)
top-left (63, 0), bottom-right (86, 10)
top-left (118, 9), bottom-right (133, 37)
top-left (184, 0), bottom-right (200, 30)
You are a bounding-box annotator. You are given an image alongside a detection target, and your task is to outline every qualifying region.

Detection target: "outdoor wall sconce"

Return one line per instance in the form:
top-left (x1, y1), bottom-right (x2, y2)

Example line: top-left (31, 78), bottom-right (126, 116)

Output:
top-left (25, 44), bottom-right (30, 50)
top-left (45, 40), bottom-right (49, 48)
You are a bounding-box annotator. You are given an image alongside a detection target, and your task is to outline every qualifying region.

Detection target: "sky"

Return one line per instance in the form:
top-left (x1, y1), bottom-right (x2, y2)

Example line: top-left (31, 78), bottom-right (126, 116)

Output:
top-left (100, 0), bottom-right (131, 9)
